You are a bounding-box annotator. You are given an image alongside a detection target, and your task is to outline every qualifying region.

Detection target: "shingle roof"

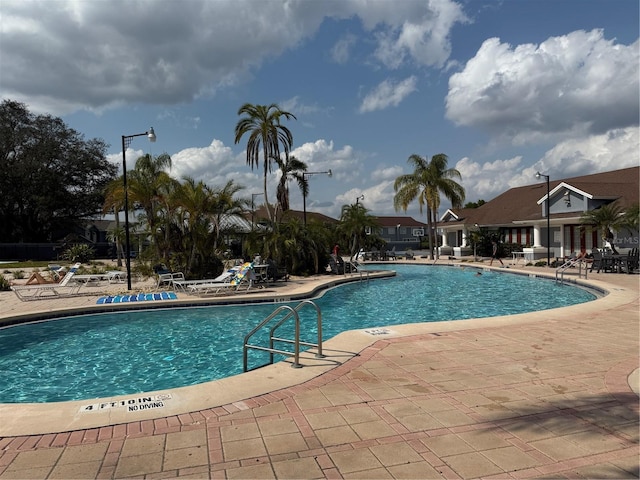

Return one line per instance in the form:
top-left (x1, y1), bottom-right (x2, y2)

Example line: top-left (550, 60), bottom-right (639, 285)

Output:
top-left (375, 216), bottom-right (428, 227)
top-left (447, 166), bottom-right (639, 227)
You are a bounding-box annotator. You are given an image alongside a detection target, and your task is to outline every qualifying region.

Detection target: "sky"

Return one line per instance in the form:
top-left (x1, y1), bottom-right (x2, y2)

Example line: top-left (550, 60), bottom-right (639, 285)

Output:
top-left (1, 0), bottom-right (638, 222)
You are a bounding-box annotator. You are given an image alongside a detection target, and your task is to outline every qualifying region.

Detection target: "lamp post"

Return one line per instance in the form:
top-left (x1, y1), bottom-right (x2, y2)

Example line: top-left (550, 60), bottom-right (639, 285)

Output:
top-left (355, 194), bottom-right (364, 205)
top-left (251, 192), bottom-right (263, 230)
top-left (122, 127), bottom-right (156, 290)
top-left (474, 223), bottom-right (479, 261)
top-left (302, 169), bottom-right (332, 225)
top-left (535, 171), bottom-right (551, 266)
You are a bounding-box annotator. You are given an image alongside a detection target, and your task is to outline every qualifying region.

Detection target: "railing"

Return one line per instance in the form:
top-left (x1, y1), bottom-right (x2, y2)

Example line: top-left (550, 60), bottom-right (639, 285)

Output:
top-left (345, 260), bottom-right (370, 282)
top-left (243, 300), bottom-right (324, 372)
top-left (555, 258), bottom-right (588, 284)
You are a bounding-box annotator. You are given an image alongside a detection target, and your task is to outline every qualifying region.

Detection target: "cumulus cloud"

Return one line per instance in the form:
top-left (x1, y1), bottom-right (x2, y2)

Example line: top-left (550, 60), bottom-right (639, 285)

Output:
top-left (0, 0), bottom-right (465, 115)
top-left (455, 155), bottom-right (525, 199)
top-left (359, 76), bottom-right (418, 113)
top-left (445, 30), bottom-right (640, 144)
top-left (168, 139), bottom-right (262, 193)
top-left (371, 0), bottom-right (468, 69)
top-left (456, 126), bottom-right (640, 204)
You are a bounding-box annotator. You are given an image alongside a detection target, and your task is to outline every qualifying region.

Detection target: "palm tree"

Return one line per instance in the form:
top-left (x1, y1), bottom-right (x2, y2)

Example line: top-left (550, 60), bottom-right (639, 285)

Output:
top-left (423, 154), bottom-right (465, 260)
top-left (173, 177), bottom-right (215, 275)
top-left (273, 154), bottom-right (307, 221)
top-left (126, 153), bottom-right (178, 262)
top-left (338, 203), bottom-right (380, 261)
top-left (622, 203), bottom-right (639, 232)
top-left (394, 154), bottom-right (465, 260)
top-left (580, 202), bottom-right (625, 253)
top-left (102, 178), bottom-right (125, 266)
top-left (234, 103), bottom-right (296, 222)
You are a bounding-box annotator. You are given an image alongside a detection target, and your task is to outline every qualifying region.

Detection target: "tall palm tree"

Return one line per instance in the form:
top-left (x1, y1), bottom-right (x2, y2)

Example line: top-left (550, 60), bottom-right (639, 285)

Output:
top-left (234, 103), bottom-right (296, 222)
top-left (338, 203), bottom-right (380, 261)
top-left (580, 201), bottom-right (625, 253)
top-left (127, 153), bottom-right (177, 262)
top-left (173, 177), bottom-right (215, 275)
top-left (393, 153), bottom-right (465, 260)
top-left (424, 154), bottom-right (465, 260)
top-left (273, 154), bottom-right (307, 221)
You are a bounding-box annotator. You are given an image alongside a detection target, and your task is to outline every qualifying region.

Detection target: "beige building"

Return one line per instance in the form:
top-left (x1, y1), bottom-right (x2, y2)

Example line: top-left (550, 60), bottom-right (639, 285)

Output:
top-left (438, 166), bottom-right (639, 260)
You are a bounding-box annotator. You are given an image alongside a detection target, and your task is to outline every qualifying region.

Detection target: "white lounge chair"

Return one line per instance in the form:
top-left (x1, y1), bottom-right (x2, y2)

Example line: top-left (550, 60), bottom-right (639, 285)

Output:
top-left (11, 263), bottom-right (84, 301)
top-left (189, 263), bottom-right (255, 296)
top-left (173, 269), bottom-right (237, 293)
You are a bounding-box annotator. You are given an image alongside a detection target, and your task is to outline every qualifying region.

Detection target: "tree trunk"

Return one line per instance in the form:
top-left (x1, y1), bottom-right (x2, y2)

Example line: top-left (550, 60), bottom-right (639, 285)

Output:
top-left (115, 209), bottom-right (122, 267)
top-left (426, 207), bottom-right (434, 260)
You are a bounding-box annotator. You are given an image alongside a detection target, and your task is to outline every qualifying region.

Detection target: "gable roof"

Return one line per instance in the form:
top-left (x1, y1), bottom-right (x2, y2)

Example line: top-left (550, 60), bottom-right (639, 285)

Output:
top-left (445, 166), bottom-right (639, 227)
top-left (375, 216), bottom-right (427, 227)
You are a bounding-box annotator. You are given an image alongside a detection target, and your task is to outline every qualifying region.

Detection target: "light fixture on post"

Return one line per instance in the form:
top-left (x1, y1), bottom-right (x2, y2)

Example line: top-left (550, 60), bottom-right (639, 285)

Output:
top-left (302, 169), bottom-right (332, 225)
top-left (535, 171), bottom-right (551, 267)
top-left (355, 194), bottom-right (364, 205)
top-left (251, 192), bottom-right (264, 230)
top-left (122, 127), bottom-right (156, 290)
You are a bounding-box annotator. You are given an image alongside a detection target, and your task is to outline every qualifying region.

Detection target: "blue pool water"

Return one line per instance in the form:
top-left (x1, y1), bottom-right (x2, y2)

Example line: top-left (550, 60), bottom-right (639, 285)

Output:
top-left (0, 264), bottom-right (596, 403)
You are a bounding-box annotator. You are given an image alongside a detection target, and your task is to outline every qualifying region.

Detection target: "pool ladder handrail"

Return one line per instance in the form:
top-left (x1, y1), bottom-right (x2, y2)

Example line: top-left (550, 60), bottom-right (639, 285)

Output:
top-left (345, 259), bottom-right (370, 282)
top-left (243, 300), bottom-right (324, 372)
top-left (555, 258), bottom-right (588, 284)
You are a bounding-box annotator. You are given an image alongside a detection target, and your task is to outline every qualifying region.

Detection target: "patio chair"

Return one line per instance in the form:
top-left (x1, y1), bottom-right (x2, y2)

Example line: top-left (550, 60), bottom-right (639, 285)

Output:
top-left (590, 249), bottom-right (614, 273)
top-left (175, 269), bottom-right (237, 293)
top-left (153, 264), bottom-right (185, 289)
top-left (11, 263), bottom-right (83, 301)
top-left (188, 263), bottom-right (254, 296)
top-left (623, 247), bottom-right (639, 274)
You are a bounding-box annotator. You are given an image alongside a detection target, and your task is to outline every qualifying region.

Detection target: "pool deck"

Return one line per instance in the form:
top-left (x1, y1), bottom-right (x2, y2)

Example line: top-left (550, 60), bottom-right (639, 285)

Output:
top-left (0, 259), bottom-right (638, 479)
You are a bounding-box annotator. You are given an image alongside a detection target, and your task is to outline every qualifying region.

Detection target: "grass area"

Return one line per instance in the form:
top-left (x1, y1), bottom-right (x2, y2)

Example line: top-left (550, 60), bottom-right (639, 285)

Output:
top-left (0, 261), bottom-right (53, 269)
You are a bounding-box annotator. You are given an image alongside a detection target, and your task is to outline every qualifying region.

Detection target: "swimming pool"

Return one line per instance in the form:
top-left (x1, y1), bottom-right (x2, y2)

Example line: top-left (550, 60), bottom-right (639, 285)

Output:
top-left (0, 264), bottom-right (596, 403)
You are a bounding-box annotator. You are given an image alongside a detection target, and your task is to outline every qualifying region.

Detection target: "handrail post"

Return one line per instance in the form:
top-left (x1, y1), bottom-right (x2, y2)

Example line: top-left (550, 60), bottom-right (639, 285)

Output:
top-left (292, 311), bottom-right (301, 368)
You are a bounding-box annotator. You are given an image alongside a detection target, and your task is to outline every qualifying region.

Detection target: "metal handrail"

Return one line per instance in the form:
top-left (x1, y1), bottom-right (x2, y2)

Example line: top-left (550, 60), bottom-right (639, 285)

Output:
top-left (243, 300), bottom-right (324, 372)
top-left (555, 258), bottom-right (588, 284)
top-left (269, 300), bottom-right (324, 362)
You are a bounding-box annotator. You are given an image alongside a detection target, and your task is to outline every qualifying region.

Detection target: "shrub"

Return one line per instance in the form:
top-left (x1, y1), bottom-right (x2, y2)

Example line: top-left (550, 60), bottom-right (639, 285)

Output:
top-left (62, 244), bottom-right (95, 263)
top-left (0, 274), bottom-right (10, 291)
top-left (12, 270), bottom-right (25, 279)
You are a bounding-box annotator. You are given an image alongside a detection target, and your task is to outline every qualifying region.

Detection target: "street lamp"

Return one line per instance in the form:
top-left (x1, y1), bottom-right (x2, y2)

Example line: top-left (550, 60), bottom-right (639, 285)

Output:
top-left (302, 169), bottom-right (332, 225)
top-left (474, 223), bottom-right (479, 261)
top-left (355, 194), bottom-right (364, 205)
top-left (122, 127), bottom-right (156, 290)
top-left (535, 171), bottom-right (551, 266)
top-left (251, 192), bottom-right (264, 230)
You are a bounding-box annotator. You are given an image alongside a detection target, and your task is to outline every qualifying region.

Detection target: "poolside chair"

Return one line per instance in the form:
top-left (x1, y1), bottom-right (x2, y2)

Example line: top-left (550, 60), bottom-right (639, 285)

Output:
top-left (188, 263), bottom-right (254, 296)
top-left (155, 268), bottom-right (185, 289)
top-left (176, 268), bottom-right (237, 293)
top-left (11, 263), bottom-right (83, 301)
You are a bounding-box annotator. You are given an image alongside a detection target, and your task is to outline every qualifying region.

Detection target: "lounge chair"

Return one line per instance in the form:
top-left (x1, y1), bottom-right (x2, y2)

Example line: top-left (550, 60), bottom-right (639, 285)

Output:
top-left (173, 269), bottom-right (237, 293)
top-left (153, 264), bottom-right (185, 290)
top-left (188, 263), bottom-right (255, 296)
top-left (11, 263), bottom-right (83, 301)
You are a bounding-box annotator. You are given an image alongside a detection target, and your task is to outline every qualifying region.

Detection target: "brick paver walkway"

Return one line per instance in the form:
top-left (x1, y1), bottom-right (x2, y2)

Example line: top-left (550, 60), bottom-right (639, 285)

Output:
top-left (0, 265), bottom-right (638, 479)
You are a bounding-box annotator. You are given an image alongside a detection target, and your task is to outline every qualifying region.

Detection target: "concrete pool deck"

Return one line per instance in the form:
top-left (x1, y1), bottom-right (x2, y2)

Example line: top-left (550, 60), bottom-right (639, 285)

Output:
top-left (0, 260), bottom-right (638, 479)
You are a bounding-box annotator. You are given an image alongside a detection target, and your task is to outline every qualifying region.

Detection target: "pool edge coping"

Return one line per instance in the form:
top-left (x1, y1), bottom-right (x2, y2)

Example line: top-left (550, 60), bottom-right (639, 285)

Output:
top-left (1, 264), bottom-right (631, 437)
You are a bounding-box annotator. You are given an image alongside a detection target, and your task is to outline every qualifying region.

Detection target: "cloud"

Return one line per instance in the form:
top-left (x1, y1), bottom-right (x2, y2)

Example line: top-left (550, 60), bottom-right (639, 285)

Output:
top-left (359, 76), bottom-right (418, 113)
top-left (331, 34), bottom-right (357, 64)
top-left (371, 0), bottom-right (469, 69)
top-left (456, 126), bottom-right (640, 203)
top-left (170, 139), bottom-right (259, 190)
top-left (0, 0), bottom-right (464, 115)
top-left (455, 155), bottom-right (525, 199)
top-left (445, 30), bottom-right (640, 144)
